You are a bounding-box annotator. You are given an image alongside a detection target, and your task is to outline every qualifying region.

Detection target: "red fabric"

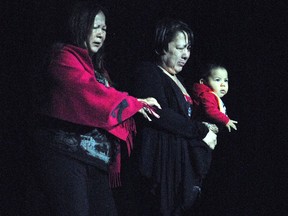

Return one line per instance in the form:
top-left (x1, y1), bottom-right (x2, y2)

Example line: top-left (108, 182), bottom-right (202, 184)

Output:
top-left (184, 94), bottom-right (192, 104)
top-left (41, 44), bottom-right (143, 186)
top-left (192, 83), bottom-right (230, 125)
top-left (42, 44), bottom-right (143, 141)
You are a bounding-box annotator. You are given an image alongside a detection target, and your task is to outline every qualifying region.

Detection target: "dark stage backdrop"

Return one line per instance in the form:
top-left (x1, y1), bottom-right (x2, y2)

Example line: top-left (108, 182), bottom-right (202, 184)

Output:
top-left (1, 0), bottom-right (287, 215)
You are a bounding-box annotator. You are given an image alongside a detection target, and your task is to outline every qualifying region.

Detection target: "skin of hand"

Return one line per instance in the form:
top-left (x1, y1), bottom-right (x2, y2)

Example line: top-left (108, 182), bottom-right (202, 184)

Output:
top-left (202, 130), bottom-right (217, 150)
top-left (225, 119), bottom-right (238, 132)
top-left (202, 122), bottom-right (219, 134)
top-left (137, 97), bottom-right (162, 121)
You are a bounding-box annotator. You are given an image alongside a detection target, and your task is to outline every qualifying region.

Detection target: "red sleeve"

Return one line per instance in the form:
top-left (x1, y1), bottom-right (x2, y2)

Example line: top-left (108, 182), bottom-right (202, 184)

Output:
top-left (45, 46), bottom-right (143, 134)
top-left (200, 92), bottom-right (230, 125)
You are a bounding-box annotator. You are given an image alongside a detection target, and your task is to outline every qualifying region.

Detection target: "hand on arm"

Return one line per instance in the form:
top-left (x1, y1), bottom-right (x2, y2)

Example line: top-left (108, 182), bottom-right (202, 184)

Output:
top-left (202, 130), bottom-right (217, 150)
top-left (137, 97), bottom-right (162, 121)
top-left (225, 119), bottom-right (238, 132)
top-left (202, 122), bottom-right (219, 134)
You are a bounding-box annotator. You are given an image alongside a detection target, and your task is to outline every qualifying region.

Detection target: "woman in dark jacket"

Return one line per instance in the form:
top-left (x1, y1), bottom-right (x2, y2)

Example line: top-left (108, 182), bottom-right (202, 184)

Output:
top-left (131, 18), bottom-right (217, 216)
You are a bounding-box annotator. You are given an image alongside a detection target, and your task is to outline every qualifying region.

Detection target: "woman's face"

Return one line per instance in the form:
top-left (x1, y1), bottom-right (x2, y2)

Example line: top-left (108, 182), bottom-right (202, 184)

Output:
top-left (160, 31), bottom-right (191, 75)
top-left (85, 11), bottom-right (107, 56)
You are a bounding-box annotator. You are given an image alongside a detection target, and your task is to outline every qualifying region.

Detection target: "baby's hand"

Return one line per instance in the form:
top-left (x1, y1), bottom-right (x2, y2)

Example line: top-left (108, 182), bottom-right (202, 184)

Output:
top-left (226, 119), bottom-right (238, 132)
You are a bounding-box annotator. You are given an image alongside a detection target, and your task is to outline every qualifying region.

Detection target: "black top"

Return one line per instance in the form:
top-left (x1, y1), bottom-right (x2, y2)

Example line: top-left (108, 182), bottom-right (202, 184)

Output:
top-left (131, 62), bottom-right (212, 215)
top-left (131, 62), bottom-right (208, 138)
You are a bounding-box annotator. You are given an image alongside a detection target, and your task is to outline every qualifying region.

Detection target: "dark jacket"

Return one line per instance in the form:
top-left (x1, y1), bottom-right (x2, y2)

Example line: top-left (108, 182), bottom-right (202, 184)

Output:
top-left (131, 62), bottom-right (211, 215)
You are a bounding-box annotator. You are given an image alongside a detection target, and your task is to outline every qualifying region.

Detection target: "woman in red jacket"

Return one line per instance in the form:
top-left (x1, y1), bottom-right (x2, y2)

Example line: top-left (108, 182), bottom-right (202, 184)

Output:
top-left (30, 2), bottom-right (160, 216)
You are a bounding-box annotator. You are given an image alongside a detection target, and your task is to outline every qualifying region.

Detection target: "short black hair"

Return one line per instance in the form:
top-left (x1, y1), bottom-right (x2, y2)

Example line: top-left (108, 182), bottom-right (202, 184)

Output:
top-left (153, 18), bottom-right (193, 58)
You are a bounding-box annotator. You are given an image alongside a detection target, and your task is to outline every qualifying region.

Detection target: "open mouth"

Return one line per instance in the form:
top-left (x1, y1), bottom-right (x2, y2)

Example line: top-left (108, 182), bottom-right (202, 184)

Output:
top-left (93, 42), bottom-right (101, 47)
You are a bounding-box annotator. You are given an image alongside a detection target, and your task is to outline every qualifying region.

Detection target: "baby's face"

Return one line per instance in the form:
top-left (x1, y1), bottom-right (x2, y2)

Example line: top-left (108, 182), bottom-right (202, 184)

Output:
top-left (207, 68), bottom-right (229, 98)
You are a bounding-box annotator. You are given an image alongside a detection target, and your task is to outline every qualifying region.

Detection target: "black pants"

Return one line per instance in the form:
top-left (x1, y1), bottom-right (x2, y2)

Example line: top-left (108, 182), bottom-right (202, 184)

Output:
top-left (31, 145), bottom-right (118, 216)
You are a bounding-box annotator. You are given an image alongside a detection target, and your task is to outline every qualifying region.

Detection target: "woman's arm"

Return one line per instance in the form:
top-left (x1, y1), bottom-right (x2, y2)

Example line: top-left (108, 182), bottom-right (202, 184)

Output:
top-left (47, 46), bottom-right (144, 129)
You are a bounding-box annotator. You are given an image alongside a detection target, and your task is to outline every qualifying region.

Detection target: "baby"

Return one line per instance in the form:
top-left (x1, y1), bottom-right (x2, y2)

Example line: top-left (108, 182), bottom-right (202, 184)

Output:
top-left (192, 63), bottom-right (237, 132)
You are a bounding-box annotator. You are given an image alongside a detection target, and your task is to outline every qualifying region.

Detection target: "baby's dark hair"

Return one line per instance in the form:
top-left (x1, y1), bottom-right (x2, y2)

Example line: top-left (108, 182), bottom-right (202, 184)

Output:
top-left (199, 63), bottom-right (226, 82)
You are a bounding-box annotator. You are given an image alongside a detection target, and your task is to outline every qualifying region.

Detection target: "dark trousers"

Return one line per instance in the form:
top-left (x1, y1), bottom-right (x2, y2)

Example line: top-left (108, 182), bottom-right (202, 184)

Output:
top-left (31, 145), bottom-right (118, 216)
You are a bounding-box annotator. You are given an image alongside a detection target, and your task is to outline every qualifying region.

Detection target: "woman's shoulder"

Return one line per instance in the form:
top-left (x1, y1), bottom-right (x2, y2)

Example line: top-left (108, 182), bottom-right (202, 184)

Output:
top-left (131, 62), bottom-right (164, 89)
top-left (50, 43), bottom-right (87, 57)
top-left (60, 44), bottom-right (88, 56)
top-left (135, 61), bottom-right (163, 77)
top-left (50, 43), bottom-right (91, 67)
top-left (136, 61), bottom-right (158, 70)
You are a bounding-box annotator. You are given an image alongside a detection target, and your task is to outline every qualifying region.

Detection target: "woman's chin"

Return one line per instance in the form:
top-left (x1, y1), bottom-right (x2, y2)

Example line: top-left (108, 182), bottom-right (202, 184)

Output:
top-left (89, 47), bottom-right (101, 54)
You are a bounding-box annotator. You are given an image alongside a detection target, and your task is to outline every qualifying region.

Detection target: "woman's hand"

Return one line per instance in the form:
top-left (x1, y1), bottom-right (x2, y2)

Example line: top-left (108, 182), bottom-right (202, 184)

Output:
top-left (137, 97), bottom-right (161, 121)
top-left (202, 130), bottom-right (217, 150)
top-left (138, 97), bottom-right (162, 109)
top-left (202, 122), bottom-right (219, 134)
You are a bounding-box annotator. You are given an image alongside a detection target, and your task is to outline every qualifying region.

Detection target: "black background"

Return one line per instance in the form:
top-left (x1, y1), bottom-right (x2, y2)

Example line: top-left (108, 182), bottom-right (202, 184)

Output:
top-left (1, 0), bottom-right (287, 215)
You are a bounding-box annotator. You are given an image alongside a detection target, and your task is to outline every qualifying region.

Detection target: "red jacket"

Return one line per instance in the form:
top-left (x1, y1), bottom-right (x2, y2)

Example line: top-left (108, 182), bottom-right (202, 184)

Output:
top-left (191, 83), bottom-right (230, 125)
top-left (41, 44), bottom-right (143, 143)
